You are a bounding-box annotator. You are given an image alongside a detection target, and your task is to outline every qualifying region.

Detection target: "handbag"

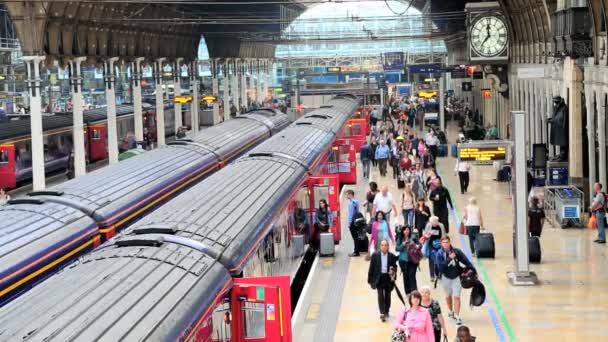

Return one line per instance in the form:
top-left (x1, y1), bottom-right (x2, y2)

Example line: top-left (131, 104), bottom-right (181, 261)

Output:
top-left (459, 222), bottom-right (467, 235)
top-left (390, 310), bottom-right (409, 342)
top-left (421, 240), bottom-right (430, 258)
top-left (588, 214), bottom-right (597, 230)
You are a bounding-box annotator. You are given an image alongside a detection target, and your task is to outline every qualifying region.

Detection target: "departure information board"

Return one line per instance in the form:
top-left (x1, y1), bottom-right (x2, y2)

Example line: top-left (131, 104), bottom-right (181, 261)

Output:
top-left (458, 145), bottom-right (508, 162)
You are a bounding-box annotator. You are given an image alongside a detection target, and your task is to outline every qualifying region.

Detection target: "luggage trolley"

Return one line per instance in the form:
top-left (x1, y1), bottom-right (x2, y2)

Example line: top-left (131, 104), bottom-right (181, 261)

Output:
top-left (544, 186), bottom-right (585, 228)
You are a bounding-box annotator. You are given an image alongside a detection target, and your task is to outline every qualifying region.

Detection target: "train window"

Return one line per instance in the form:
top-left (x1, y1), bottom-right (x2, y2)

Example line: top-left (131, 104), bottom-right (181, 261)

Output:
top-left (352, 123), bottom-right (362, 136)
top-left (0, 150), bottom-right (8, 164)
top-left (241, 302), bottom-right (265, 339)
top-left (339, 145), bottom-right (350, 162)
top-left (92, 129), bottom-right (101, 141)
top-left (210, 302), bottom-right (232, 342)
top-left (343, 125), bottom-right (352, 137)
top-left (313, 186), bottom-right (330, 209)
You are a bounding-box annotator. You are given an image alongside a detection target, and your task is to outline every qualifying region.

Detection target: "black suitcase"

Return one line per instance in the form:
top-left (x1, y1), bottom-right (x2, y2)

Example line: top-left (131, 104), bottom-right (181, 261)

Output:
top-left (475, 232), bottom-right (495, 258)
top-left (397, 178), bottom-right (405, 189)
top-left (528, 236), bottom-right (541, 263)
top-left (356, 230), bottom-right (369, 253)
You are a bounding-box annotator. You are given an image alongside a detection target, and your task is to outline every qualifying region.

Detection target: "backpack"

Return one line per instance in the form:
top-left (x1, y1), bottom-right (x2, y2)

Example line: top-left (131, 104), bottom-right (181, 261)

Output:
top-left (470, 280), bottom-right (486, 307)
top-left (353, 211), bottom-right (366, 228)
top-left (406, 241), bottom-right (423, 264)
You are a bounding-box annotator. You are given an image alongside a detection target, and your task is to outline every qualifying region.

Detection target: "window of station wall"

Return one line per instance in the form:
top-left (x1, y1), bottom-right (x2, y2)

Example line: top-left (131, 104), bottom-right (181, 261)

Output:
top-left (275, 1), bottom-right (446, 58)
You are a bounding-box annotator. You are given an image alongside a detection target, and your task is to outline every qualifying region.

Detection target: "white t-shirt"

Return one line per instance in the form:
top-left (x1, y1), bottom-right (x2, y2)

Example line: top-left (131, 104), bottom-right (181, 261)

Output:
top-left (374, 192), bottom-right (395, 214)
top-left (465, 205), bottom-right (481, 226)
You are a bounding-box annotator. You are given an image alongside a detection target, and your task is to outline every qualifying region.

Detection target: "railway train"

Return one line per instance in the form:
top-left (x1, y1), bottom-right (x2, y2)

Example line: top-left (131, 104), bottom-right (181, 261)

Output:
top-left (0, 95), bottom-right (360, 342)
top-left (0, 102), bottom-right (176, 189)
top-left (0, 109), bottom-right (290, 307)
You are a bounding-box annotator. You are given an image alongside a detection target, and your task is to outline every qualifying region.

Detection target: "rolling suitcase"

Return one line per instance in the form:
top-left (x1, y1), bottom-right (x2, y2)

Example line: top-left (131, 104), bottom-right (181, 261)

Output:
top-left (475, 232), bottom-right (495, 258)
top-left (451, 144), bottom-right (458, 158)
top-left (291, 234), bottom-right (305, 258)
top-left (437, 144), bottom-right (448, 157)
top-left (319, 232), bottom-right (335, 257)
top-left (528, 236), bottom-right (541, 263)
top-left (356, 230), bottom-right (369, 253)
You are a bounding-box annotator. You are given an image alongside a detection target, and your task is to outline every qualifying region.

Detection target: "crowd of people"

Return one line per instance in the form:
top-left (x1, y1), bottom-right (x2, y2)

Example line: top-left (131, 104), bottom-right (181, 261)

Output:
top-left (345, 97), bottom-right (478, 342)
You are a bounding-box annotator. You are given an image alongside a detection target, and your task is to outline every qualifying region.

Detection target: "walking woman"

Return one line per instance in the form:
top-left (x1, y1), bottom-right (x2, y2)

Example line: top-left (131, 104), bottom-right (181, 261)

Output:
top-left (369, 211), bottom-right (395, 253)
top-left (396, 225), bottom-right (419, 294)
top-left (528, 196), bottom-right (545, 238)
top-left (370, 136), bottom-right (379, 167)
top-left (365, 181), bottom-right (379, 217)
top-left (462, 197), bottom-right (483, 254)
top-left (393, 291), bottom-right (435, 342)
top-left (401, 184), bottom-right (415, 227)
top-left (414, 198), bottom-right (431, 237)
top-left (420, 286), bottom-right (448, 342)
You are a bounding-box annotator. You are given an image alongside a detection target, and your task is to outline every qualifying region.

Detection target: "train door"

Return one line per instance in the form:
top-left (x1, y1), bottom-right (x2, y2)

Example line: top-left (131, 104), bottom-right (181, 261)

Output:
top-left (0, 144), bottom-right (16, 189)
top-left (333, 139), bottom-right (357, 185)
top-left (87, 125), bottom-right (107, 161)
top-left (346, 118), bottom-right (368, 151)
top-left (230, 276), bottom-right (292, 342)
top-left (308, 175), bottom-right (341, 242)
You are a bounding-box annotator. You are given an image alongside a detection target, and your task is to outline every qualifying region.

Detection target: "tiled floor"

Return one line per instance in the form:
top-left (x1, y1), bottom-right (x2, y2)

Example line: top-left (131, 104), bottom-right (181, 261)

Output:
top-left (332, 124), bottom-right (608, 341)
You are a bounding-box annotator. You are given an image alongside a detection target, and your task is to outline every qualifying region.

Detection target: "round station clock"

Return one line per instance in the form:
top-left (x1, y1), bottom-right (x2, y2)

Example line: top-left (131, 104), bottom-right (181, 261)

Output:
top-left (470, 15), bottom-right (509, 58)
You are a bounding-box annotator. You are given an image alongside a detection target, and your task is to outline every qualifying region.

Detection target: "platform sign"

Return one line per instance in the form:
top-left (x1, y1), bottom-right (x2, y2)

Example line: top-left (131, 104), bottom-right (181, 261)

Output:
top-left (174, 96), bottom-right (192, 104)
top-left (383, 52), bottom-right (405, 71)
top-left (326, 67), bottom-right (341, 73)
top-left (409, 64), bottom-right (442, 74)
top-left (451, 67), bottom-right (467, 79)
top-left (458, 142), bottom-right (509, 164)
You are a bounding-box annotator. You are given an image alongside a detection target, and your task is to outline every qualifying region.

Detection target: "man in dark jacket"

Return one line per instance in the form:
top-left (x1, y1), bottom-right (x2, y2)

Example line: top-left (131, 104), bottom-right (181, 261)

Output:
top-left (435, 236), bottom-right (475, 326)
top-left (360, 140), bottom-right (374, 179)
top-left (430, 178), bottom-right (454, 233)
top-left (367, 239), bottom-right (398, 322)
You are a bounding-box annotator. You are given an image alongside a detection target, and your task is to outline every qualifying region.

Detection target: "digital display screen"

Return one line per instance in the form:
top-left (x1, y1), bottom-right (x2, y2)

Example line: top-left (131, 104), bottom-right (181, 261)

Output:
top-left (459, 146), bottom-right (507, 162)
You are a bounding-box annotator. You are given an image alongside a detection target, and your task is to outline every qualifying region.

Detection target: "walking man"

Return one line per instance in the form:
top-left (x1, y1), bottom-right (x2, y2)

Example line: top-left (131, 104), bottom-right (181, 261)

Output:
top-left (367, 239), bottom-right (398, 322)
top-left (591, 182), bottom-right (607, 244)
top-left (373, 185), bottom-right (399, 225)
top-left (454, 159), bottom-right (472, 194)
top-left (360, 140), bottom-right (373, 179)
top-left (435, 236), bottom-right (475, 326)
top-left (375, 139), bottom-right (391, 177)
top-left (429, 178), bottom-right (453, 233)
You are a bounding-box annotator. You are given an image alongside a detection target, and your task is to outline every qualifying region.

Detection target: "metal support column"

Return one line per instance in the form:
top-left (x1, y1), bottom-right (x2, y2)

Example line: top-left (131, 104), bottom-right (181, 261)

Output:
top-left (23, 56), bottom-right (46, 191)
top-left (70, 57), bottom-right (87, 177)
top-left (223, 59), bottom-right (231, 121)
top-left (174, 58), bottom-right (183, 134)
top-left (599, 89), bottom-right (607, 188)
top-left (154, 58), bottom-right (166, 146)
top-left (263, 60), bottom-right (270, 103)
top-left (212, 58), bottom-right (220, 124)
top-left (132, 57), bottom-right (145, 141)
top-left (104, 57), bottom-right (119, 164)
top-left (190, 60), bottom-right (200, 133)
top-left (241, 60), bottom-right (247, 112)
top-left (508, 110), bottom-right (539, 286)
top-left (233, 59), bottom-right (240, 114)
top-left (439, 76), bottom-right (445, 131)
top-left (256, 59), bottom-right (263, 105)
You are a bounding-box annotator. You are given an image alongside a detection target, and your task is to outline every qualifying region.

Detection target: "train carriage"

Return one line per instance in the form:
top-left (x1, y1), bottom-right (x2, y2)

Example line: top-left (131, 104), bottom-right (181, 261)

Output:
top-left (0, 95), bottom-right (359, 342)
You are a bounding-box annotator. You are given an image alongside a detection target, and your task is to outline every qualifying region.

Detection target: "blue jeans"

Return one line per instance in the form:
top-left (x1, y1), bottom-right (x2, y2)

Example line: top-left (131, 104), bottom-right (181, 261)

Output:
top-left (596, 210), bottom-right (606, 241)
top-left (362, 159), bottom-right (371, 178)
top-left (402, 209), bottom-right (414, 226)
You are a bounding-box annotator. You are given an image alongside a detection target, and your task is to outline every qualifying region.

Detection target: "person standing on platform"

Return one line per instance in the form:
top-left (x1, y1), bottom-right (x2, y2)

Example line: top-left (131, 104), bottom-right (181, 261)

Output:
top-left (430, 179), bottom-right (453, 233)
top-left (0, 188), bottom-right (10, 205)
top-left (392, 291), bottom-right (435, 341)
top-left (312, 199), bottom-right (333, 251)
top-left (360, 140), bottom-right (374, 179)
top-left (528, 196), bottom-right (545, 238)
top-left (420, 286), bottom-right (448, 342)
top-left (435, 236), bottom-right (475, 326)
top-left (373, 185), bottom-right (399, 225)
top-left (375, 139), bottom-right (391, 177)
top-left (346, 190), bottom-right (362, 257)
top-left (591, 182), bottom-right (607, 244)
top-left (454, 159), bottom-right (472, 194)
top-left (368, 239), bottom-right (398, 322)
top-left (462, 197), bottom-right (483, 254)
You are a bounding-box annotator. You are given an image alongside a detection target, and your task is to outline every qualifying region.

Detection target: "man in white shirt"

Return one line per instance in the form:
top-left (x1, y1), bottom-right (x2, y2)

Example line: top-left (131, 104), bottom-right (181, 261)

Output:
top-left (425, 129), bottom-right (439, 160)
top-left (454, 160), bottom-right (472, 194)
top-left (372, 185), bottom-right (399, 224)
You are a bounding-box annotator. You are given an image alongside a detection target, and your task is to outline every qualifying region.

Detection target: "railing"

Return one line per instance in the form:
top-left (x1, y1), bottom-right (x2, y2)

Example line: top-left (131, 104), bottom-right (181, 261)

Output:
top-left (0, 37), bottom-right (19, 50)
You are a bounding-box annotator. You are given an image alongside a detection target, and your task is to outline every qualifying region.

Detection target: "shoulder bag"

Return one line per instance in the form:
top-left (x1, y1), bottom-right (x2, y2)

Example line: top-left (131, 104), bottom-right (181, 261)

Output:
top-left (390, 310), bottom-right (409, 342)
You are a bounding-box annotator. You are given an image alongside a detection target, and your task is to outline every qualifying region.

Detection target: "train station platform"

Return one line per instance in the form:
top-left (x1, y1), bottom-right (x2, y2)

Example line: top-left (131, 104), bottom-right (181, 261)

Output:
top-left (293, 123), bottom-right (608, 341)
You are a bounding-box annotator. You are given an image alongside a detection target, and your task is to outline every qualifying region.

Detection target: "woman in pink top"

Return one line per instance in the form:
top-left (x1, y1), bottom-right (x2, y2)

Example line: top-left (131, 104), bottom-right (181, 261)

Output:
top-left (417, 140), bottom-right (427, 158)
top-left (393, 291), bottom-right (435, 342)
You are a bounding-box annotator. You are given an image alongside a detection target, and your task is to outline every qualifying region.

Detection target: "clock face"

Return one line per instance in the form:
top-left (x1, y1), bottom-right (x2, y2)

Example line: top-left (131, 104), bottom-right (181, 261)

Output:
top-left (471, 16), bottom-right (508, 58)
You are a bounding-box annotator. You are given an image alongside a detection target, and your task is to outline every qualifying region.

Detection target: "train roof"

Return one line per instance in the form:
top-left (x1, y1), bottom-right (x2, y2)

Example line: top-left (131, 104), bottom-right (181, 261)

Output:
top-left (0, 103), bottom-right (156, 142)
top-left (0, 238), bottom-right (231, 341)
